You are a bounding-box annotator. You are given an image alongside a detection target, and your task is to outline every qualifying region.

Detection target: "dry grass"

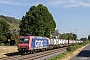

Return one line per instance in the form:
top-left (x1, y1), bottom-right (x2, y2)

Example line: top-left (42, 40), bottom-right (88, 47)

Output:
top-left (0, 46), bottom-right (18, 58)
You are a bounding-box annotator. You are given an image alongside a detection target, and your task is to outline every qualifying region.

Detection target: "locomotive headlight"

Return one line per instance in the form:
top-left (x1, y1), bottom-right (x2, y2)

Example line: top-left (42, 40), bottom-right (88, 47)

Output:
top-left (29, 45), bottom-right (31, 47)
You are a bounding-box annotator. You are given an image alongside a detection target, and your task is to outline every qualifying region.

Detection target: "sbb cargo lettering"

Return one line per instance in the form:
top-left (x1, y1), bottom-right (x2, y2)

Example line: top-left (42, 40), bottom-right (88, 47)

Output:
top-left (35, 40), bottom-right (43, 47)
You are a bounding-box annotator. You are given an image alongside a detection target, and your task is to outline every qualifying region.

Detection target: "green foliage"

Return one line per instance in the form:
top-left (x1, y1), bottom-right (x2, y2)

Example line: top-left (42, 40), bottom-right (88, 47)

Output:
top-left (0, 15), bottom-right (20, 30)
top-left (67, 44), bottom-right (81, 52)
top-left (67, 41), bottom-right (89, 52)
top-left (88, 34), bottom-right (90, 41)
top-left (73, 34), bottom-right (77, 40)
top-left (60, 33), bottom-right (77, 40)
top-left (56, 53), bottom-right (65, 59)
top-left (49, 58), bottom-right (57, 60)
top-left (82, 40), bottom-right (90, 46)
top-left (48, 52), bottom-right (66, 60)
top-left (19, 4), bottom-right (56, 37)
top-left (80, 37), bottom-right (87, 41)
top-left (0, 18), bottom-right (10, 42)
top-left (0, 43), bottom-right (5, 46)
top-left (11, 33), bottom-right (19, 45)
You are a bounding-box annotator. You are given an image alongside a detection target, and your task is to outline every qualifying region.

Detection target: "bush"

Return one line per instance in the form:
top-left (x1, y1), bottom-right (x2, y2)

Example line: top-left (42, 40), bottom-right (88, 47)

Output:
top-left (48, 52), bottom-right (65, 60)
top-left (67, 41), bottom-right (90, 53)
top-left (0, 43), bottom-right (5, 46)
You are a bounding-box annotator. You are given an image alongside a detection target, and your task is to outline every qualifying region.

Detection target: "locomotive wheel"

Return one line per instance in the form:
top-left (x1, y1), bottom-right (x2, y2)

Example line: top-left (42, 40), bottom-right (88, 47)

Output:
top-left (43, 48), bottom-right (45, 51)
top-left (41, 48), bottom-right (45, 52)
top-left (45, 48), bottom-right (47, 51)
top-left (35, 49), bottom-right (38, 53)
top-left (51, 46), bottom-right (53, 50)
top-left (31, 50), bottom-right (35, 54)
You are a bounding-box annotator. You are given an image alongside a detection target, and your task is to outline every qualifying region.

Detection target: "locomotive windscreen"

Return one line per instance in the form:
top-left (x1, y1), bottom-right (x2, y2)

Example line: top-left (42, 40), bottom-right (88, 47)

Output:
top-left (19, 38), bottom-right (29, 43)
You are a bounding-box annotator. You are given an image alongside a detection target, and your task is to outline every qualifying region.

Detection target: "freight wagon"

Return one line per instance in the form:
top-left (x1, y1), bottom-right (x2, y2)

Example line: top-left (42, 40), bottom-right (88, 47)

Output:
top-left (18, 35), bottom-right (83, 53)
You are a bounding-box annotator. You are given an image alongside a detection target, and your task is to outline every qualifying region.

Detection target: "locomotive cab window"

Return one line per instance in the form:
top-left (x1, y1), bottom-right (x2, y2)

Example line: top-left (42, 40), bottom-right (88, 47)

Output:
top-left (19, 38), bottom-right (29, 43)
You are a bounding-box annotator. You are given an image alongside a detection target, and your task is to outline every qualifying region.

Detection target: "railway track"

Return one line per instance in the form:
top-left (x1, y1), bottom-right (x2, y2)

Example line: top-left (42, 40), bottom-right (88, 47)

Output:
top-left (0, 47), bottom-right (67, 60)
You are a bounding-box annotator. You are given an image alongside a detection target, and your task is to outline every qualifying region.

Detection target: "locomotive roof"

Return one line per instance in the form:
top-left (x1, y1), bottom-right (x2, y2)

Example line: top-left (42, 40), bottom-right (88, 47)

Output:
top-left (34, 36), bottom-right (47, 39)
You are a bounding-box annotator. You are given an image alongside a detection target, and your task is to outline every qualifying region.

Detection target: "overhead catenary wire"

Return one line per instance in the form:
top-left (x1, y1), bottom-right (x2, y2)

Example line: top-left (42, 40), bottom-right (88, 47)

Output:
top-left (0, 9), bottom-right (21, 30)
top-left (0, 9), bottom-right (22, 18)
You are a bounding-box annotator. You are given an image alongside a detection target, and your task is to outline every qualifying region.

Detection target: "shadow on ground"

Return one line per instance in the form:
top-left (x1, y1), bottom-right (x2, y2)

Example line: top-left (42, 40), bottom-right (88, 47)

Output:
top-left (5, 52), bottom-right (29, 56)
top-left (5, 52), bottom-right (20, 56)
top-left (77, 50), bottom-right (90, 57)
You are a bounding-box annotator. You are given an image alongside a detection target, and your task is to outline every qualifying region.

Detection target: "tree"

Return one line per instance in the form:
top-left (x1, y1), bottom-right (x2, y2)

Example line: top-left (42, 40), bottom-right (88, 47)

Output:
top-left (19, 4), bottom-right (56, 37)
top-left (80, 37), bottom-right (87, 41)
top-left (88, 34), bottom-right (90, 41)
top-left (60, 33), bottom-right (68, 39)
top-left (11, 32), bottom-right (19, 45)
top-left (72, 34), bottom-right (77, 40)
top-left (0, 18), bottom-right (9, 42)
top-left (60, 33), bottom-right (77, 40)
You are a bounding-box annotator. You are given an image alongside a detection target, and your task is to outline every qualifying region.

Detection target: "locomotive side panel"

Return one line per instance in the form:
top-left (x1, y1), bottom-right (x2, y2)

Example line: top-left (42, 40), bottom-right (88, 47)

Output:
top-left (31, 38), bottom-right (49, 49)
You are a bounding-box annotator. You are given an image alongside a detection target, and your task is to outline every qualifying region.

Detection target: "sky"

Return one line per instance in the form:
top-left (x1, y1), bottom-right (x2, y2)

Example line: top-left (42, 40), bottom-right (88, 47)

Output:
top-left (0, 0), bottom-right (90, 39)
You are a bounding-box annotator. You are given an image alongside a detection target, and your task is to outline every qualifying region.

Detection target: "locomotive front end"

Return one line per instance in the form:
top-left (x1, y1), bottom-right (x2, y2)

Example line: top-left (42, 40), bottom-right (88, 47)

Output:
top-left (18, 36), bottom-right (30, 53)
